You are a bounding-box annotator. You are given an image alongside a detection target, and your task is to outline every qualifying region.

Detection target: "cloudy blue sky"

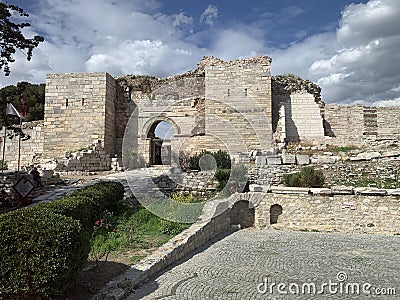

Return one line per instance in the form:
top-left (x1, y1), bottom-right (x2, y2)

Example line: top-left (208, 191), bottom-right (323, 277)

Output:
top-left (1, 0), bottom-right (400, 106)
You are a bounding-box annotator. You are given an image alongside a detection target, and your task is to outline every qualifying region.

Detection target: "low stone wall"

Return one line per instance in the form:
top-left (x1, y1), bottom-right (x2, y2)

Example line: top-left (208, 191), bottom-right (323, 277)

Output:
top-left (241, 188), bottom-right (400, 234)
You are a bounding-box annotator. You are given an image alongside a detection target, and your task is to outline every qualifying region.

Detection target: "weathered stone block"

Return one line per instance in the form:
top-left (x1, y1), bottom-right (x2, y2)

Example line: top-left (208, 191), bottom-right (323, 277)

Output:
top-left (310, 155), bottom-right (340, 164)
top-left (331, 185), bottom-right (354, 195)
top-left (282, 154), bottom-right (296, 164)
top-left (266, 155), bottom-right (282, 165)
top-left (296, 154), bottom-right (310, 165)
top-left (309, 188), bottom-right (332, 196)
top-left (255, 156), bottom-right (266, 166)
top-left (349, 151), bottom-right (381, 161)
top-left (249, 184), bottom-right (264, 192)
top-left (354, 187), bottom-right (387, 196)
top-left (270, 186), bottom-right (309, 194)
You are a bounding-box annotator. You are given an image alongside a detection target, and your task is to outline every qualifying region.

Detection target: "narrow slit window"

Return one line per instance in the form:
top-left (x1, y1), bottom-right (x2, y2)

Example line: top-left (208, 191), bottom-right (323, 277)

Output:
top-left (244, 88), bottom-right (248, 96)
top-left (228, 89), bottom-right (230, 97)
top-left (82, 98), bottom-right (85, 106)
top-left (66, 98), bottom-right (69, 107)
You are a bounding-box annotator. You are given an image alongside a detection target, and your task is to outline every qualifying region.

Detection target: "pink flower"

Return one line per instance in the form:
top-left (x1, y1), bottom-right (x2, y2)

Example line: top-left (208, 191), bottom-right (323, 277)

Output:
top-left (100, 218), bottom-right (104, 223)
top-left (95, 220), bottom-right (100, 225)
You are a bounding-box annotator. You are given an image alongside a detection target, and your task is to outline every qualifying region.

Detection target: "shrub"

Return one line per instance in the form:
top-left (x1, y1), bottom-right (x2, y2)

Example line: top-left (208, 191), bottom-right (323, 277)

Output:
top-left (215, 169), bottom-right (230, 190)
top-left (170, 192), bottom-right (197, 203)
top-left (44, 195), bottom-right (99, 236)
top-left (188, 150), bottom-right (231, 170)
top-left (215, 164), bottom-right (248, 193)
top-left (0, 181), bottom-right (125, 298)
top-left (0, 208), bottom-right (87, 298)
top-left (284, 166), bottom-right (325, 187)
top-left (70, 181), bottom-right (124, 211)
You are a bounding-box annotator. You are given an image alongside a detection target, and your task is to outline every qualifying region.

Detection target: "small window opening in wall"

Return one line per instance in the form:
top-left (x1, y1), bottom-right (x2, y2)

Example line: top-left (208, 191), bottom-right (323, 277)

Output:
top-left (227, 89), bottom-right (230, 96)
top-left (82, 98), bottom-right (85, 106)
top-left (270, 204), bottom-right (283, 225)
top-left (65, 98), bottom-right (68, 107)
top-left (244, 88), bottom-right (248, 96)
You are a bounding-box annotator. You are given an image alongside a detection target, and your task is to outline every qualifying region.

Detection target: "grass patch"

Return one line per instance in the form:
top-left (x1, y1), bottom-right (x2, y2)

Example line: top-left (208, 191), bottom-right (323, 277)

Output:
top-left (90, 200), bottom-right (190, 262)
top-left (326, 145), bottom-right (359, 152)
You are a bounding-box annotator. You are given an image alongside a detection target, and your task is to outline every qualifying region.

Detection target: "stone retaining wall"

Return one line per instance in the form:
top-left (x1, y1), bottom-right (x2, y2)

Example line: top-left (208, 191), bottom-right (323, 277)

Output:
top-left (240, 189), bottom-right (400, 234)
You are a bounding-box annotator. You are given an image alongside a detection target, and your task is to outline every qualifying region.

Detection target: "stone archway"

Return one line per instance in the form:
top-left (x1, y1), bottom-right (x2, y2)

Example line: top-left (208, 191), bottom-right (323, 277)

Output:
top-left (270, 204), bottom-right (283, 224)
top-left (230, 200), bottom-right (255, 228)
top-left (146, 120), bottom-right (174, 166)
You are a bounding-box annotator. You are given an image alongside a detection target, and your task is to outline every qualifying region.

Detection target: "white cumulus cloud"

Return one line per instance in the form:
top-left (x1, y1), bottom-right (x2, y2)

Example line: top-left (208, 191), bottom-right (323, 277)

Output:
top-left (200, 5), bottom-right (219, 27)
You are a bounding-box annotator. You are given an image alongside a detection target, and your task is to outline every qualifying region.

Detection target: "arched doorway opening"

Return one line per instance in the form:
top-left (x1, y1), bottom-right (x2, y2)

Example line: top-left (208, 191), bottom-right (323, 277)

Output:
top-left (147, 121), bottom-right (174, 165)
top-left (230, 200), bottom-right (255, 228)
top-left (270, 204), bottom-right (283, 224)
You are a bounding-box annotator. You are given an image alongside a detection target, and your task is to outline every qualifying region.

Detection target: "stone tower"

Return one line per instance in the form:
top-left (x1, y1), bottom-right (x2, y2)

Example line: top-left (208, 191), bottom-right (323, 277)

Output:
top-left (43, 72), bottom-right (117, 161)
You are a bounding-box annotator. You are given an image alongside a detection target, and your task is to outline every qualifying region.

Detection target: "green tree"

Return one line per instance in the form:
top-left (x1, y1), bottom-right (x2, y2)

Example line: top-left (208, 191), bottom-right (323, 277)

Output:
top-left (0, 82), bottom-right (45, 127)
top-left (0, 3), bottom-right (44, 76)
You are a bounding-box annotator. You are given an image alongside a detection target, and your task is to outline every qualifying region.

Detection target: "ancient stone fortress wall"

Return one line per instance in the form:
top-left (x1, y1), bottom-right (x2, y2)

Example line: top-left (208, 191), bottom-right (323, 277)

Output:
top-left (0, 121), bottom-right (44, 170)
top-left (15, 55), bottom-right (399, 172)
top-left (43, 72), bottom-right (118, 161)
top-left (205, 56), bottom-right (274, 153)
top-left (121, 56), bottom-right (275, 165)
top-left (323, 104), bottom-right (400, 146)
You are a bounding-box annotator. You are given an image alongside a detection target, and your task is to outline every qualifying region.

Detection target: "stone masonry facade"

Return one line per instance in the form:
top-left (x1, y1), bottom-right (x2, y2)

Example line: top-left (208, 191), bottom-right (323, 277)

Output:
top-left (1, 56), bottom-right (399, 170)
top-left (43, 72), bottom-right (119, 160)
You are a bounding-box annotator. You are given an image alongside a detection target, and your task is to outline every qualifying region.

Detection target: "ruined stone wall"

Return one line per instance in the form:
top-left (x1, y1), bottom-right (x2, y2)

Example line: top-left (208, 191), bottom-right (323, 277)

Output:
top-left (0, 122), bottom-right (43, 170)
top-left (43, 72), bottom-right (117, 160)
top-left (271, 75), bottom-right (324, 144)
top-left (377, 106), bottom-right (400, 140)
top-left (284, 92), bottom-right (324, 143)
top-left (323, 105), bottom-right (365, 146)
top-left (323, 104), bottom-right (400, 146)
top-left (238, 192), bottom-right (400, 234)
top-left (205, 56), bottom-right (273, 154)
top-left (114, 84), bottom-right (135, 156)
top-left (132, 76), bottom-right (206, 164)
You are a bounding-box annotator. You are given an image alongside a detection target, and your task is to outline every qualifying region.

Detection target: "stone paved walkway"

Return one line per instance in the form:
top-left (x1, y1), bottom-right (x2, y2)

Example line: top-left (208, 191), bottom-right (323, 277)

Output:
top-left (129, 229), bottom-right (400, 300)
top-left (32, 169), bottom-right (164, 205)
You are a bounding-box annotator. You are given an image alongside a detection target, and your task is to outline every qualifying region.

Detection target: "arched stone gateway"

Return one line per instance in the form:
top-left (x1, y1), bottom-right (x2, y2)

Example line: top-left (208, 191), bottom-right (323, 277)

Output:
top-left (270, 204), bottom-right (283, 224)
top-left (230, 200), bottom-right (255, 228)
top-left (145, 119), bottom-right (175, 166)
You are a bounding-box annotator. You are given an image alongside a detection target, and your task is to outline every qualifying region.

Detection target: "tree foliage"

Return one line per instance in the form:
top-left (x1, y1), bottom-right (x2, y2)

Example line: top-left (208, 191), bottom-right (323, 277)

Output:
top-left (0, 3), bottom-right (44, 76)
top-left (0, 81), bottom-right (45, 127)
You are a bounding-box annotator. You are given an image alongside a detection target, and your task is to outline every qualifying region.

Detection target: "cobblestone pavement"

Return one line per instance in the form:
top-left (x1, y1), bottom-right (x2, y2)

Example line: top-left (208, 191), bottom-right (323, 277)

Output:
top-left (129, 229), bottom-right (400, 300)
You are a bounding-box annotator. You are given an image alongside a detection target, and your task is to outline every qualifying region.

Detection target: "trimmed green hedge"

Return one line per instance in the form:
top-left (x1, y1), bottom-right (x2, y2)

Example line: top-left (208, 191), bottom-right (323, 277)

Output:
top-left (0, 209), bottom-right (86, 298)
top-left (0, 180), bottom-right (125, 298)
